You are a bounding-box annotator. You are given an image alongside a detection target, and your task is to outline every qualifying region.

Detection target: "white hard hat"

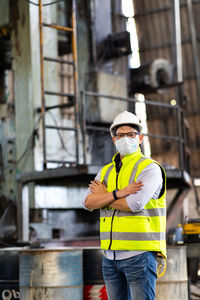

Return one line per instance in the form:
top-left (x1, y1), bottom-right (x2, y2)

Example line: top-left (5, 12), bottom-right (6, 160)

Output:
top-left (110, 111), bottom-right (142, 137)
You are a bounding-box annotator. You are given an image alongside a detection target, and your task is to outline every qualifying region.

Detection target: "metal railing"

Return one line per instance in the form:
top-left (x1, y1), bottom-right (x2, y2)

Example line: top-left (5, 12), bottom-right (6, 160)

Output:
top-left (81, 90), bottom-right (190, 173)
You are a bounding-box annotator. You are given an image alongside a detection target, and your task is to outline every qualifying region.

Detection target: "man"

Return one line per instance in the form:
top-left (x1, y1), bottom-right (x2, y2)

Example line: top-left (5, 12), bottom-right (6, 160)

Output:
top-left (82, 111), bottom-right (166, 300)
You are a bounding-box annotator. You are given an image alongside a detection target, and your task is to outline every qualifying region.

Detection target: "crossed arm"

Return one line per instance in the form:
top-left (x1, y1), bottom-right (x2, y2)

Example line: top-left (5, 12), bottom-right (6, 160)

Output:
top-left (85, 180), bottom-right (143, 211)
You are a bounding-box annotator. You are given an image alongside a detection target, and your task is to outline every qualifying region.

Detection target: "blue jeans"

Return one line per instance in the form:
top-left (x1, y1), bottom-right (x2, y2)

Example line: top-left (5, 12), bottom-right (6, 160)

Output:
top-left (102, 252), bottom-right (157, 300)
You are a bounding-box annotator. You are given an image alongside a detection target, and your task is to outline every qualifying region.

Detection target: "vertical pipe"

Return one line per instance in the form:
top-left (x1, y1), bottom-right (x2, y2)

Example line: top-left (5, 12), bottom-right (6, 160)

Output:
top-left (17, 183), bottom-right (29, 242)
top-left (17, 181), bottom-right (23, 242)
top-left (172, 0), bottom-right (183, 83)
top-left (81, 92), bottom-right (86, 165)
top-left (177, 84), bottom-right (185, 171)
top-left (89, 0), bottom-right (97, 66)
top-left (39, 0), bottom-right (47, 169)
top-left (172, 0), bottom-right (184, 170)
top-left (60, 61), bottom-right (64, 118)
top-left (72, 0), bottom-right (79, 165)
top-left (187, 0), bottom-right (200, 108)
top-left (177, 109), bottom-right (184, 171)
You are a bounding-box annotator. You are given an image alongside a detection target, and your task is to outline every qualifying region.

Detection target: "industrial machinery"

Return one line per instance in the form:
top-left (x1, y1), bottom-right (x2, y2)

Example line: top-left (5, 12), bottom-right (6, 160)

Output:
top-left (0, 0), bottom-right (200, 298)
top-left (184, 218), bottom-right (200, 243)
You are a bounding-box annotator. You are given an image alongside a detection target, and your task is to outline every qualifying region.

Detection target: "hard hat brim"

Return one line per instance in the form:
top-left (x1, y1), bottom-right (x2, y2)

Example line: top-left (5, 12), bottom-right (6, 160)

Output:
top-left (110, 122), bottom-right (142, 137)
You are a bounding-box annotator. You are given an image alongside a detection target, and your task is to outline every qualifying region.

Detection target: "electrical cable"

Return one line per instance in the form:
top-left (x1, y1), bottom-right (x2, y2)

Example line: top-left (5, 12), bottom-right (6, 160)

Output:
top-left (2, 134), bottom-right (34, 173)
top-left (2, 115), bottom-right (42, 174)
top-left (26, 0), bottom-right (39, 5)
top-left (15, 130), bottom-right (37, 165)
top-left (2, 109), bottom-right (76, 174)
top-left (26, 0), bottom-right (64, 7)
top-left (15, 115), bottom-right (42, 166)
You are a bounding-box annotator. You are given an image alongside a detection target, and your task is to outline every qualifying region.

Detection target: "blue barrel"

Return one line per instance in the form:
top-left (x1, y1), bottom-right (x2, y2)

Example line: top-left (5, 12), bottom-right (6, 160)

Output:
top-left (0, 248), bottom-right (20, 300)
top-left (19, 249), bottom-right (83, 300)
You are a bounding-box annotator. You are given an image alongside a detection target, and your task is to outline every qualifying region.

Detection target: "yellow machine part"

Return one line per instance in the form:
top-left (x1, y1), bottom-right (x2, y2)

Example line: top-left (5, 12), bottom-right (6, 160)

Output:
top-left (183, 223), bottom-right (200, 235)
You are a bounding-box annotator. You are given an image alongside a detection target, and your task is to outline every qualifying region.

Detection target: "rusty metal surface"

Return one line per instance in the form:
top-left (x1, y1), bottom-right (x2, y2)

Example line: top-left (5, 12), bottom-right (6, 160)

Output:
top-left (20, 249), bottom-right (83, 300)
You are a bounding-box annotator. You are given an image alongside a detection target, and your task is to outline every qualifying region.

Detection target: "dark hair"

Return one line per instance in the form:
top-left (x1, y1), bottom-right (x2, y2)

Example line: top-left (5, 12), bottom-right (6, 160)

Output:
top-left (112, 124), bottom-right (141, 136)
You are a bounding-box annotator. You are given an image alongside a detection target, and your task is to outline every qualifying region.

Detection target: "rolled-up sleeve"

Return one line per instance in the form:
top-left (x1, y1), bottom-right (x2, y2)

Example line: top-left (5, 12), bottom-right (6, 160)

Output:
top-left (126, 163), bottom-right (163, 212)
top-left (82, 169), bottom-right (102, 210)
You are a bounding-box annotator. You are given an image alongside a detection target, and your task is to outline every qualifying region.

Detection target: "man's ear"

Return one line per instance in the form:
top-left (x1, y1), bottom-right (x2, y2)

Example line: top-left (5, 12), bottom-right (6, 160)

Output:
top-left (139, 134), bottom-right (144, 145)
top-left (112, 136), bottom-right (116, 145)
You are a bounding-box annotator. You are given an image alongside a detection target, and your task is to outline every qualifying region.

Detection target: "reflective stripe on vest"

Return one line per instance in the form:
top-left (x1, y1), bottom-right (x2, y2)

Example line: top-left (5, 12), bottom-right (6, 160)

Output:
top-left (128, 156), bottom-right (147, 184)
top-left (103, 165), bottom-right (114, 187)
top-left (100, 207), bottom-right (166, 218)
top-left (101, 231), bottom-right (166, 241)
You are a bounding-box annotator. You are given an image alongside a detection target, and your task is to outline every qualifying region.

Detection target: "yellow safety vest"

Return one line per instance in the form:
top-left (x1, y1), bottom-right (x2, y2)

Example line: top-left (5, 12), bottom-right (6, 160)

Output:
top-left (100, 148), bottom-right (167, 258)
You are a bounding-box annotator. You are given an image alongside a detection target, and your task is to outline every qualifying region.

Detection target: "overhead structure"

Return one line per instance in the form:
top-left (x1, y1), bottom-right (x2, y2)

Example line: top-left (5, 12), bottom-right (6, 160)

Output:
top-left (132, 0), bottom-right (200, 179)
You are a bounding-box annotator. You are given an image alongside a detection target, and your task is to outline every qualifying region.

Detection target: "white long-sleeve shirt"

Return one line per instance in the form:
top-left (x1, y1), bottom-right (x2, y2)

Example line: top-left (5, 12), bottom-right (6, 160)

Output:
top-left (82, 162), bottom-right (163, 260)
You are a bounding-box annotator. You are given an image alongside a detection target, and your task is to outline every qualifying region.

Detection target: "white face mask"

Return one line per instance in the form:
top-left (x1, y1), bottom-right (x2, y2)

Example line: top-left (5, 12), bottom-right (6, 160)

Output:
top-left (115, 137), bottom-right (138, 156)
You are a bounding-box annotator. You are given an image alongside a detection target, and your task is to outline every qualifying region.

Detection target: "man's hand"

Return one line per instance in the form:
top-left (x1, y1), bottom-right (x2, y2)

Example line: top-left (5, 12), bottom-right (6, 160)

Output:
top-left (85, 180), bottom-right (113, 210)
top-left (117, 181), bottom-right (143, 199)
top-left (89, 180), bottom-right (107, 194)
top-left (108, 181), bottom-right (143, 211)
top-left (85, 180), bottom-right (143, 211)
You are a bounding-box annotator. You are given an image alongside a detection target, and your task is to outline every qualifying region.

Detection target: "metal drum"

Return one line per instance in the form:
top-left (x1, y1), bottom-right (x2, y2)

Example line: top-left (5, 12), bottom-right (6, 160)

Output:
top-left (156, 246), bottom-right (188, 300)
top-left (0, 248), bottom-right (20, 300)
top-left (19, 248), bottom-right (83, 300)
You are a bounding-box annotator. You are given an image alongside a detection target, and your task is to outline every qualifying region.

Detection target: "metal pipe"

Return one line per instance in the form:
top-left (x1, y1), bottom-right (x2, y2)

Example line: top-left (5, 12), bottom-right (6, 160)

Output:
top-left (72, 0), bottom-right (80, 165)
top-left (45, 125), bottom-right (77, 131)
top-left (44, 56), bottom-right (75, 65)
top-left (46, 159), bottom-right (77, 164)
top-left (187, 0), bottom-right (200, 108)
top-left (82, 90), bottom-right (181, 109)
top-left (176, 85), bottom-right (185, 171)
top-left (42, 23), bottom-right (73, 32)
top-left (172, 0), bottom-right (183, 83)
top-left (17, 183), bottom-right (29, 242)
top-left (44, 90), bottom-right (74, 98)
top-left (36, 103), bottom-right (74, 112)
top-left (86, 125), bottom-right (181, 141)
top-left (86, 125), bottom-right (110, 132)
top-left (143, 132), bottom-right (181, 141)
top-left (60, 55), bottom-right (65, 112)
top-left (89, 0), bottom-right (97, 65)
top-left (80, 92), bottom-right (87, 165)
top-left (39, 0), bottom-right (47, 169)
